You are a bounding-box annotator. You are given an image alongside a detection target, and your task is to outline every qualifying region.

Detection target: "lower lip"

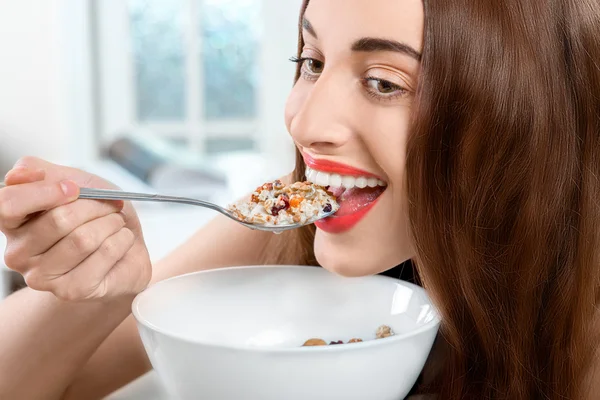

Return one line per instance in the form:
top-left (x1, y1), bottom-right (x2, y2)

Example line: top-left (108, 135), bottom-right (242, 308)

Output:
top-left (314, 196), bottom-right (382, 234)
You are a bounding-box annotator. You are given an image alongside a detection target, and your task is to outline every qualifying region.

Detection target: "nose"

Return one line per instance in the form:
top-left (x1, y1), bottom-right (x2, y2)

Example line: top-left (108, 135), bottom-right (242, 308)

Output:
top-left (288, 72), bottom-right (353, 154)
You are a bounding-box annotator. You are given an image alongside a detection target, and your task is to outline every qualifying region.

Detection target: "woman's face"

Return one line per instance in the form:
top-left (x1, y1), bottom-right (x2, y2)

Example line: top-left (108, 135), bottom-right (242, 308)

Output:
top-left (285, 0), bottom-right (424, 276)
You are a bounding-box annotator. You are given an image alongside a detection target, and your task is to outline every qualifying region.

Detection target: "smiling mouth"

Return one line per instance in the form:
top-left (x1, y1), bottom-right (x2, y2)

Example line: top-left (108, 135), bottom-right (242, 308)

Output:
top-left (305, 167), bottom-right (387, 233)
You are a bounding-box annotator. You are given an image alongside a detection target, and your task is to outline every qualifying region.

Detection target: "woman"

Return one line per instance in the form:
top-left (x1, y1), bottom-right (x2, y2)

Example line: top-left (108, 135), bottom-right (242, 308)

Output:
top-left (0, 0), bottom-right (599, 398)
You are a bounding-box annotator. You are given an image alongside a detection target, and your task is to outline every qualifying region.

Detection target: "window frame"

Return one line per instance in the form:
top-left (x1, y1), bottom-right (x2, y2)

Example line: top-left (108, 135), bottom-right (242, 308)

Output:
top-left (94, 0), bottom-right (262, 153)
top-left (92, 0), bottom-right (300, 174)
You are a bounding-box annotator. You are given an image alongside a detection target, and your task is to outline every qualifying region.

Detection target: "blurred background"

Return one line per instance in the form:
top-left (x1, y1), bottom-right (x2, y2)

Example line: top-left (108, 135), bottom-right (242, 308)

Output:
top-left (0, 0), bottom-right (303, 299)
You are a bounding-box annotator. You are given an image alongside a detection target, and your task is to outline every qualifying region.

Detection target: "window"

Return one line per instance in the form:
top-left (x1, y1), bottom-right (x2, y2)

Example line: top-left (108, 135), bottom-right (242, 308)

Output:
top-left (94, 0), bottom-right (300, 160)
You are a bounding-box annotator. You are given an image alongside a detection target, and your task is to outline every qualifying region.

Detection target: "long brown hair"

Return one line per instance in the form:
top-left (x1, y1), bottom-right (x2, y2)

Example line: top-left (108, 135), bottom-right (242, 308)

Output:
top-left (264, 0), bottom-right (600, 398)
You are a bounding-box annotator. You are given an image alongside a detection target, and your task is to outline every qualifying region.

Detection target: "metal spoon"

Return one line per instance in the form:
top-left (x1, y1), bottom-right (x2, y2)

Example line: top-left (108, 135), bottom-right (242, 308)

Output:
top-left (0, 183), bottom-right (335, 233)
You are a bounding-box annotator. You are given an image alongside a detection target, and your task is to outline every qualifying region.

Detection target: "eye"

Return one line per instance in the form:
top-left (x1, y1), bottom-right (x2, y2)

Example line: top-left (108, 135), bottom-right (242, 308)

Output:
top-left (364, 78), bottom-right (404, 95)
top-left (289, 56), bottom-right (324, 80)
top-left (303, 58), bottom-right (324, 74)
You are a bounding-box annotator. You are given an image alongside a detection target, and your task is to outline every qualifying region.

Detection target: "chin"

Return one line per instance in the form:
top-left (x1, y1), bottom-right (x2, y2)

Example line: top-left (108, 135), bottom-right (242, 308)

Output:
top-left (313, 232), bottom-right (411, 278)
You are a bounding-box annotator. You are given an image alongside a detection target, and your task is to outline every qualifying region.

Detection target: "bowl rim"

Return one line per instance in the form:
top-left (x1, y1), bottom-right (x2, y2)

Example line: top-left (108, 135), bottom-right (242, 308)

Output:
top-left (131, 265), bottom-right (441, 353)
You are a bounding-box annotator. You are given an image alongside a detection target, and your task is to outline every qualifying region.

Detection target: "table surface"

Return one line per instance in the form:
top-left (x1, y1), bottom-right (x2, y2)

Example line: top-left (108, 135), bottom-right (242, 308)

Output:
top-left (105, 371), bottom-right (168, 400)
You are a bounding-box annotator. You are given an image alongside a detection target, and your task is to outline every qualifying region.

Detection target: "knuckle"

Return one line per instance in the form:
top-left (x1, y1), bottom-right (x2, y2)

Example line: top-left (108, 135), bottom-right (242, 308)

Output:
top-left (121, 227), bottom-right (135, 245)
top-left (48, 206), bottom-right (74, 233)
top-left (69, 228), bottom-right (97, 255)
top-left (99, 237), bottom-right (123, 261)
top-left (23, 271), bottom-right (49, 291)
top-left (54, 284), bottom-right (86, 302)
top-left (3, 244), bottom-right (28, 271)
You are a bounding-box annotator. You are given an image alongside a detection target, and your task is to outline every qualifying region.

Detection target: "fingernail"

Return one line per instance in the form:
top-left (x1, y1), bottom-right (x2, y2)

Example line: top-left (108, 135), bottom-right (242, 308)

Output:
top-left (60, 180), bottom-right (79, 199)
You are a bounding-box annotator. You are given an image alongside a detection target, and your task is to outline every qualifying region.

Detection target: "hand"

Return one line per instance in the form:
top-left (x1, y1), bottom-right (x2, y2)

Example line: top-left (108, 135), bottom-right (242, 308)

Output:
top-left (0, 157), bottom-right (152, 301)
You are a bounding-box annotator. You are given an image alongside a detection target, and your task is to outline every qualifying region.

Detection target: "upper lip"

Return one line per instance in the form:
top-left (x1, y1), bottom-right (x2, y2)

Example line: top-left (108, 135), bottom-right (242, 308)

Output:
top-left (302, 152), bottom-right (383, 180)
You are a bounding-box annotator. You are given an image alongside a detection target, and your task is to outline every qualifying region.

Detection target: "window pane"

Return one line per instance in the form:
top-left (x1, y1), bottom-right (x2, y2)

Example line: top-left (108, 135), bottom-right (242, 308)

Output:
top-left (200, 0), bottom-right (261, 120)
top-left (129, 0), bottom-right (186, 121)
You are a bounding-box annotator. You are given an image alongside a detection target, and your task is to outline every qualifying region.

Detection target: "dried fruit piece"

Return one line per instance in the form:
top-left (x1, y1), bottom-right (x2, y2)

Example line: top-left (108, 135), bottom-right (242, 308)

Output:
top-left (302, 338), bottom-right (327, 346)
top-left (270, 194), bottom-right (290, 215)
top-left (329, 340), bottom-right (344, 345)
top-left (289, 196), bottom-right (304, 208)
top-left (348, 338), bottom-right (363, 343)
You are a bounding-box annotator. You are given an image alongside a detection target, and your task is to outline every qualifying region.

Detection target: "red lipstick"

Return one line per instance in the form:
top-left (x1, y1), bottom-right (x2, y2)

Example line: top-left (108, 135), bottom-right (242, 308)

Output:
top-left (303, 153), bottom-right (381, 179)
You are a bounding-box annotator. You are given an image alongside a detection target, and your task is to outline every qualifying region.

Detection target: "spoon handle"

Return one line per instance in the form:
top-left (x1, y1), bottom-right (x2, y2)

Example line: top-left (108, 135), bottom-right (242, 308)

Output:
top-left (78, 188), bottom-right (229, 215)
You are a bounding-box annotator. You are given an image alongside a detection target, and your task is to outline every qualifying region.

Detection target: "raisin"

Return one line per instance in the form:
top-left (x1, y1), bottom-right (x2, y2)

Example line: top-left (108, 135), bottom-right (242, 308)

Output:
top-left (323, 203), bottom-right (332, 213)
top-left (329, 340), bottom-right (344, 345)
top-left (270, 194), bottom-right (290, 215)
top-left (270, 205), bottom-right (284, 215)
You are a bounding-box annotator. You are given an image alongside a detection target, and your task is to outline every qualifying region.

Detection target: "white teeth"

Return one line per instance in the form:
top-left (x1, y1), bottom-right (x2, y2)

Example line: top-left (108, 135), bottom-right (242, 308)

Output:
top-left (315, 171), bottom-right (330, 186)
top-left (305, 167), bottom-right (386, 189)
top-left (329, 174), bottom-right (342, 188)
top-left (342, 176), bottom-right (356, 189)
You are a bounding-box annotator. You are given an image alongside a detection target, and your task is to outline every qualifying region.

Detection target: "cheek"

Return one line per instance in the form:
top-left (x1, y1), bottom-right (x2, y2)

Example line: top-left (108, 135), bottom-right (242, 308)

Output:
top-left (362, 107), bottom-right (412, 180)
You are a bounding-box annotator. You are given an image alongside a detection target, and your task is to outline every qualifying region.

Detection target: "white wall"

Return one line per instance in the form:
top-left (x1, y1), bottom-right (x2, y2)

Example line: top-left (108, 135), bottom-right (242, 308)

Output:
top-left (0, 0), bottom-right (96, 174)
top-left (258, 0), bottom-right (304, 176)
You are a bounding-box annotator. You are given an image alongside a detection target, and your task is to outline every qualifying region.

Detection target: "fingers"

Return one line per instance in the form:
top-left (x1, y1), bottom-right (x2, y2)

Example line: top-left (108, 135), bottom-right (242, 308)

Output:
top-left (11, 198), bottom-right (125, 257)
top-left (0, 179), bottom-right (80, 230)
top-left (4, 166), bottom-right (46, 186)
top-left (11, 156), bottom-right (51, 172)
top-left (9, 211), bottom-right (126, 280)
top-left (27, 227), bottom-right (136, 301)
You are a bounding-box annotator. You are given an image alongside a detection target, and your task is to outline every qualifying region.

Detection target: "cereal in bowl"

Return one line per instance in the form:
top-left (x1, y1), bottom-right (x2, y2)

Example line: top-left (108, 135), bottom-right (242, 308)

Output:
top-left (301, 325), bottom-right (394, 347)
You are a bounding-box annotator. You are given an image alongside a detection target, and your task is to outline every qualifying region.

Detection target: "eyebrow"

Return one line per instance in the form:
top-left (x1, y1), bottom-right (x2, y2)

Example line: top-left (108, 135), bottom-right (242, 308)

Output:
top-left (352, 38), bottom-right (422, 61)
top-left (302, 17), bottom-right (317, 39)
top-left (302, 17), bottom-right (421, 62)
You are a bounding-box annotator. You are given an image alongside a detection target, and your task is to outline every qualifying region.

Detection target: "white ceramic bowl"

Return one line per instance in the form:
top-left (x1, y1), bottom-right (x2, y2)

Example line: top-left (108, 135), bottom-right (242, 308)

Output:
top-left (132, 265), bottom-right (440, 400)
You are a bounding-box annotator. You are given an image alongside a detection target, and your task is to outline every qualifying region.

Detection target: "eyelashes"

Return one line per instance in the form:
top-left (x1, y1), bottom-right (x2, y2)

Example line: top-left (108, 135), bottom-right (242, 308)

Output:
top-left (289, 56), bottom-right (409, 101)
top-left (289, 56), bottom-right (323, 81)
